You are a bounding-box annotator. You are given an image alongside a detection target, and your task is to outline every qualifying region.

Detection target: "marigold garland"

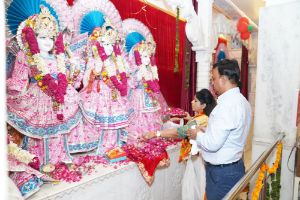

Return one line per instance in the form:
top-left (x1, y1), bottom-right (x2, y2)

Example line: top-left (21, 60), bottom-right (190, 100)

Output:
top-left (252, 142), bottom-right (282, 200)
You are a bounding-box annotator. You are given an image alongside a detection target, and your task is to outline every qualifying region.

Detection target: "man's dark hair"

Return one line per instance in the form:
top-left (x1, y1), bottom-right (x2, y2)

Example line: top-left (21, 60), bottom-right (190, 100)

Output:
top-left (213, 59), bottom-right (240, 85)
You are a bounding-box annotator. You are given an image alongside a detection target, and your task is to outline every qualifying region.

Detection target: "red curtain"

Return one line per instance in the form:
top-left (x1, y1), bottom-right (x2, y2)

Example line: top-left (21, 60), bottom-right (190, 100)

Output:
top-left (180, 41), bottom-right (197, 115)
top-left (180, 0), bottom-right (197, 114)
top-left (241, 44), bottom-right (248, 99)
top-left (110, 0), bottom-right (186, 108)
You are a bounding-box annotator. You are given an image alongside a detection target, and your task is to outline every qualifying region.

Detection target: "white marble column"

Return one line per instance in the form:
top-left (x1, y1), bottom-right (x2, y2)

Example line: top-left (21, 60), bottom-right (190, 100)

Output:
top-left (194, 0), bottom-right (213, 91)
top-left (193, 47), bottom-right (211, 91)
top-left (252, 1), bottom-right (300, 199)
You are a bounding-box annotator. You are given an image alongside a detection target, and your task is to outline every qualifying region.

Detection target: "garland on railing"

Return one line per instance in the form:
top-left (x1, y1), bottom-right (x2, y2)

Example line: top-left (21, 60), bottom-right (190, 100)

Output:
top-left (252, 142), bottom-right (282, 200)
top-left (267, 142), bottom-right (282, 200)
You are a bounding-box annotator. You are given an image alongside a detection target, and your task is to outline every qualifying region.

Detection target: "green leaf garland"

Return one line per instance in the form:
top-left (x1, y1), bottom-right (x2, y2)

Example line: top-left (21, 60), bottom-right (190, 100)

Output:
top-left (174, 7), bottom-right (180, 73)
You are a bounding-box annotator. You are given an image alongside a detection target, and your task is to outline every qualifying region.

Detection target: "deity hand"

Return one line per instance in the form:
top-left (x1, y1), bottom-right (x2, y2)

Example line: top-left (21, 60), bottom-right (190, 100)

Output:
top-left (67, 56), bottom-right (80, 74)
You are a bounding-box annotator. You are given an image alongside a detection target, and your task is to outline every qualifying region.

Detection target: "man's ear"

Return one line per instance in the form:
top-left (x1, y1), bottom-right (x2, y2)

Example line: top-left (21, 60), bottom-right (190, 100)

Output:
top-left (220, 75), bottom-right (229, 84)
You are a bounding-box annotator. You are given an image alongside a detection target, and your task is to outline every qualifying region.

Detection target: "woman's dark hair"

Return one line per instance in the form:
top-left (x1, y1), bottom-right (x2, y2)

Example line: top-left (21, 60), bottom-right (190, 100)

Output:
top-left (196, 89), bottom-right (217, 116)
top-left (213, 58), bottom-right (240, 85)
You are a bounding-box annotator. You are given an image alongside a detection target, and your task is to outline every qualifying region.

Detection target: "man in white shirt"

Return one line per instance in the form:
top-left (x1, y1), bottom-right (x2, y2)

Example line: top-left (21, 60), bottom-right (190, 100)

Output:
top-left (187, 59), bottom-right (251, 200)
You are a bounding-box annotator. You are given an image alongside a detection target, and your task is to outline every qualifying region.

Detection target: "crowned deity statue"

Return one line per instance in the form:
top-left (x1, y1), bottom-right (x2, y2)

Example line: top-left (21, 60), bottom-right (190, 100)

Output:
top-left (6, 1), bottom-right (88, 167)
top-left (123, 19), bottom-right (168, 143)
top-left (72, 8), bottom-right (133, 154)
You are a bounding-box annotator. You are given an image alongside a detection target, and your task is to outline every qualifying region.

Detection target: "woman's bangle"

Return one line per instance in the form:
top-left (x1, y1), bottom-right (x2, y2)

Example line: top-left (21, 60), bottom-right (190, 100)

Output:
top-left (156, 131), bottom-right (161, 137)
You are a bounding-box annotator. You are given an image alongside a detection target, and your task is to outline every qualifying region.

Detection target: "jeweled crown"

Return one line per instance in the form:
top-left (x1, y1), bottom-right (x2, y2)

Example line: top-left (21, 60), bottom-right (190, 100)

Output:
top-left (31, 6), bottom-right (58, 38)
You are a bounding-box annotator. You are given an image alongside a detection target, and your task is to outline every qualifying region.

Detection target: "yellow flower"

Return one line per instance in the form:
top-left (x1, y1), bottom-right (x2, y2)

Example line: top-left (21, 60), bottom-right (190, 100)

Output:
top-left (37, 81), bottom-right (43, 87)
top-left (41, 85), bottom-right (47, 91)
top-left (102, 71), bottom-right (108, 77)
top-left (35, 74), bottom-right (43, 81)
top-left (269, 168), bottom-right (275, 174)
top-left (26, 19), bottom-right (34, 27)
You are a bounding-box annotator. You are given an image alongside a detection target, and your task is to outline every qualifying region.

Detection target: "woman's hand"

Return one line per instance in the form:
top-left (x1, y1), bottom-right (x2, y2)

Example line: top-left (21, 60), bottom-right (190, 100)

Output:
top-left (143, 131), bottom-right (156, 140)
top-left (184, 112), bottom-right (192, 121)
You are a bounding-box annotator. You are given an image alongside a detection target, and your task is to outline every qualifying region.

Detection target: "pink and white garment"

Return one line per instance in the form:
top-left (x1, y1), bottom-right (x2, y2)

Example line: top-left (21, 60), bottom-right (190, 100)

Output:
top-left (8, 142), bottom-right (54, 199)
top-left (123, 19), bottom-right (168, 143)
top-left (126, 71), bottom-right (163, 142)
top-left (77, 42), bottom-right (133, 155)
top-left (71, 0), bottom-right (134, 154)
top-left (7, 51), bottom-right (86, 165)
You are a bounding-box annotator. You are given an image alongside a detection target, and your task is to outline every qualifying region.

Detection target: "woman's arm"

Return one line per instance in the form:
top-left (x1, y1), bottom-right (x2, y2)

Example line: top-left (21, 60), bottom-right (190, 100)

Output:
top-left (144, 119), bottom-right (198, 140)
top-left (144, 128), bottom-right (178, 139)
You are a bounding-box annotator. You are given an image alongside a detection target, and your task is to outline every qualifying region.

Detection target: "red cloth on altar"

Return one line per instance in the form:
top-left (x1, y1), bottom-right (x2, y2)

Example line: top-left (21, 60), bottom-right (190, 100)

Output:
top-left (122, 138), bottom-right (174, 185)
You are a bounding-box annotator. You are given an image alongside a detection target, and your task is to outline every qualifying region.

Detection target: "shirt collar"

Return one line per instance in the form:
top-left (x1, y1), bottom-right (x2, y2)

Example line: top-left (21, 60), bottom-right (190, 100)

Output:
top-left (217, 87), bottom-right (240, 104)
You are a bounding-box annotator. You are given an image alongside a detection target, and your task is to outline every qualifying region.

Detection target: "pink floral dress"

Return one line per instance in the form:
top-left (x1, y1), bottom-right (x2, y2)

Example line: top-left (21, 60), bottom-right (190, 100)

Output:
top-left (6, 51), bottom-right (93, 165)
top-left (127, 63), bottom-right (168, 143)
top-left (74, 46), bottom-right (133, 155)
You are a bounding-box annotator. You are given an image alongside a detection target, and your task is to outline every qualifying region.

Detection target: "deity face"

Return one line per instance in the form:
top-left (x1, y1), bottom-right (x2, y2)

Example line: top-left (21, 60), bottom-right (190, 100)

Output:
top-left (37, 34), bottom-right (54, 53)
top-left (140, 51), bottom-right (151, 66)
top-left (102, 41), bottom-right (114, 56)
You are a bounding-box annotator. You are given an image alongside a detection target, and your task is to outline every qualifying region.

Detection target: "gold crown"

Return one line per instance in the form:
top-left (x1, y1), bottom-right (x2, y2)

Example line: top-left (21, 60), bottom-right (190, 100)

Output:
top-left (90, 27), bottom-right (102, 41)
top-left (135, 40), bottom-right (155, 55)
top-left (99, 18), bottom-right (119, 45)
top-left (30, 6), bottom-right (59, 38)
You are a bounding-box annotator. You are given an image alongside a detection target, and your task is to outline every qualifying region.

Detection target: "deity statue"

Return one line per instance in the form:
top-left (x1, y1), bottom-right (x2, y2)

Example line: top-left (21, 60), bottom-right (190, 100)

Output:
top-left (123, 19), bottom-right (168, 143)
top-left (6, 1), bottom-right (85, 166)
top-left (73, 9), bottom-right (133, 154)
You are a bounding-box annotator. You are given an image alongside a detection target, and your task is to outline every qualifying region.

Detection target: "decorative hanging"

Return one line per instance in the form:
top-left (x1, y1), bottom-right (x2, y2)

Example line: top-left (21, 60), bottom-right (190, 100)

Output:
top-left (185, 38), bottom-right (190, 89)
top-left (214, 35), bottom-right (229, 63)
top-left (237, 17), bottom-right (253, 40)
top-left (174, 7), bottom-right (180, 73)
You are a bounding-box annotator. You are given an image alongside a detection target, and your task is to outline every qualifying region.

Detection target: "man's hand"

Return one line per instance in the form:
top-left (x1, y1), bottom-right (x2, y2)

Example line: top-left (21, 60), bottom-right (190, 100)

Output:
top-left (186, 126), bottom-right (205, 140)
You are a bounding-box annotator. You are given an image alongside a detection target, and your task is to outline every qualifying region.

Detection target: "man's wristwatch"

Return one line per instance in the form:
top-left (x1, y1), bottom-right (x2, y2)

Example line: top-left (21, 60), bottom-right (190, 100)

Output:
top-left (156, 131), bottom-right (161, 137)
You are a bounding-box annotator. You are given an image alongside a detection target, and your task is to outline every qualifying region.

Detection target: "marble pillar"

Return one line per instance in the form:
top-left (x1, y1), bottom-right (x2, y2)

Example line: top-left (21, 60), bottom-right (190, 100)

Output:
top-left (252, 1), bottom-right (300, 199)
top-left (194, 0), bottom-right (213, 91)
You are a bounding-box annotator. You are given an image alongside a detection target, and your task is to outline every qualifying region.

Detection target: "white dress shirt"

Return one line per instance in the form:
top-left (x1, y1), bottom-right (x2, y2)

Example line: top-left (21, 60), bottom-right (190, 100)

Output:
top-left (196, 87), bottom-right (251, 165)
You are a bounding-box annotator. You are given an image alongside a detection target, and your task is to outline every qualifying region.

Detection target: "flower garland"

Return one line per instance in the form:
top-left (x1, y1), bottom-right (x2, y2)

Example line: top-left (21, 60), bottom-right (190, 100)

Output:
top-left (252, 142), bottom-right (282, 200)
top-left (90, 40), bottom-right (128, 96)
top-left (8, 142), bottom-right (35, 164)
top-left (134, 49), bottom-right (160, 94)
top-left (22, 26), bottom-right (67, 120)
